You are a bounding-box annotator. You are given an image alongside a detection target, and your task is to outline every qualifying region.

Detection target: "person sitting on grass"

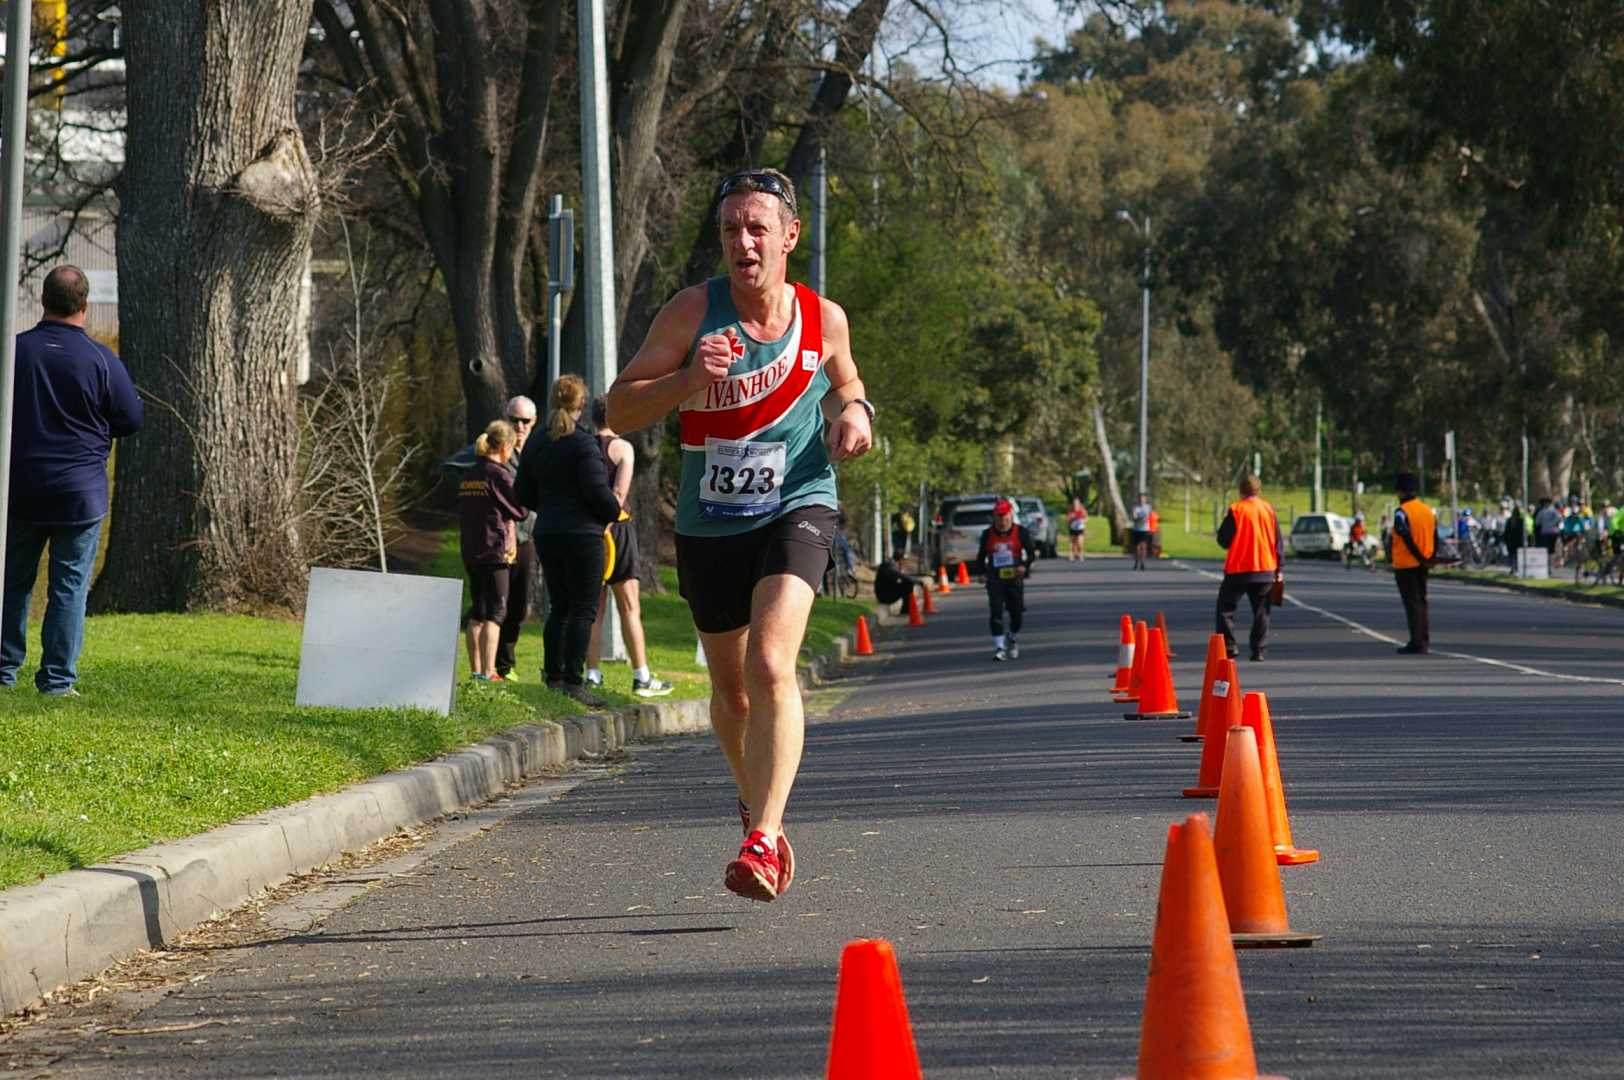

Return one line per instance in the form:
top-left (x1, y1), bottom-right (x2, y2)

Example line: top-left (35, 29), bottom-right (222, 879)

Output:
top-left (459, 419), bottom-right (525, 682)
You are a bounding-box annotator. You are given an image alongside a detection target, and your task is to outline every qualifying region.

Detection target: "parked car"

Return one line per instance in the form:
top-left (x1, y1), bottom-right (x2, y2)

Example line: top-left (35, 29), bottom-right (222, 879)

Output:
top-left (1288, 512), bottom-right (1352, 557)
top-left (930, 494), bottom-right (1006, 574)
top-left (1016, 496), bottom-right (1058, 559)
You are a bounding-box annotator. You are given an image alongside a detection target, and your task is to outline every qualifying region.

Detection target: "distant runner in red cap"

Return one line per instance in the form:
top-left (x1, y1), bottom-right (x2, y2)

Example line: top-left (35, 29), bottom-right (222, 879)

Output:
top-left (976, 499), bottom-right (1036, 661)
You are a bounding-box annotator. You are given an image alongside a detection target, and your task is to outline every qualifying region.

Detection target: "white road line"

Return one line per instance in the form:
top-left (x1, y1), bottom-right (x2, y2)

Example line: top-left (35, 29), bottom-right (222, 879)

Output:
top-left (1173, 561), bottom-right (1624, 689)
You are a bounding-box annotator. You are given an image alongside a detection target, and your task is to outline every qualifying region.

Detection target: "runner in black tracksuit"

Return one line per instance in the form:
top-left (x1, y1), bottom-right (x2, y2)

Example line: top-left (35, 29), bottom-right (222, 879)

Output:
top-left (976, 498), bottom-right (1037, 661)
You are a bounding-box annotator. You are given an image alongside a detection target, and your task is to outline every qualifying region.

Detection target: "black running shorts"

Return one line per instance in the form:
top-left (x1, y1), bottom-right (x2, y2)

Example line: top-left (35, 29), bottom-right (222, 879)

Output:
top-left (605, 519), bottom-right (637, 585)
top-left (675, 504), bottom-right (837, 634)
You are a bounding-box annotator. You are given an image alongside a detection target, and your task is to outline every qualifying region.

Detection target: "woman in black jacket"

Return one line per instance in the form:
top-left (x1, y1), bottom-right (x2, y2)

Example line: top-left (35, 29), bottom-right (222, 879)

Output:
top-left (515, 374), bottom-right (622, 706)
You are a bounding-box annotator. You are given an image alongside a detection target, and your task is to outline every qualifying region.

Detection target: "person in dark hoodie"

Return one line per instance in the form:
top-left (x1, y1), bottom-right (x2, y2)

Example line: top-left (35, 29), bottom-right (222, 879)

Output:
top-left (515, 374), bottom-right (621, 707)
top-left (458, 419), bottom-right (526, 683)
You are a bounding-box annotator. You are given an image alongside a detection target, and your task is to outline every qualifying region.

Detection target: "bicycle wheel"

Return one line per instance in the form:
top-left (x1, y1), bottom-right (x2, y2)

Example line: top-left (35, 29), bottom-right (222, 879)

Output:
top-left (841, 564), bottom-right (860, 599)
top-left (1575, 552), bottom-right (1603, 588)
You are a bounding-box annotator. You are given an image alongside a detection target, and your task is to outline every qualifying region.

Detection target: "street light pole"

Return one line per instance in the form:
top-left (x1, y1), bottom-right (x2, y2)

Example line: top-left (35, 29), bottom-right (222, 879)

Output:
top-left (1117, 210), bottom-right (1151, 495)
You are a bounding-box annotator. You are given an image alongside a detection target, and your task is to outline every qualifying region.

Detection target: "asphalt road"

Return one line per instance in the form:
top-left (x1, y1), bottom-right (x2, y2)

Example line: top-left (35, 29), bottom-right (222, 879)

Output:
top-left (17, 556), bottom-right (1624, 1078)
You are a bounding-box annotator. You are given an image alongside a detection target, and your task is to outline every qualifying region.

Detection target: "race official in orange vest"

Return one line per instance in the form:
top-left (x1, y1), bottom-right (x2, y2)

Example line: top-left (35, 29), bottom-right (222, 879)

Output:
top-left (1388, 471), bottom-right (1435, 654)
top-left (1215, 475), bottom-right (1283, 661)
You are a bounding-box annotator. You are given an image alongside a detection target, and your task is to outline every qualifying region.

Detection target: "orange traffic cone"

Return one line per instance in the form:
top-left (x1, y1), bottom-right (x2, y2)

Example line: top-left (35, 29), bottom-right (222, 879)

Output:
top-left (1156, 611), bottom-right (1178, 658)
top-left (1109, 614), bottom-right (1136, 694)
top-left (1116, 815), bottom-right (1285, 1080)
top-left (853, 616), bottom-right (874, 657)
top-left (955, 561), bottom-right (971, 585)
top-left (1180, 634), bottom-right (1230, 743)
top-left (1183, 659), bottom-right (1241, 798)
top-left (826, 939), bottom-right (923, 1080)
top-left (936, 565), bottom-right (952, 593)
top-left (922, 583), bottom-right (937, 614)
top-left (1214, 725), bottom-right (1320, 949)
top-left (906, 589), bottom-right (925, 627)
top-left (1239, 693), bottom-right (1319, 866)
top-left (1114, 620), bottom-right (1149, 702)
top-left (1124, 627), bottom-right (1191, 721)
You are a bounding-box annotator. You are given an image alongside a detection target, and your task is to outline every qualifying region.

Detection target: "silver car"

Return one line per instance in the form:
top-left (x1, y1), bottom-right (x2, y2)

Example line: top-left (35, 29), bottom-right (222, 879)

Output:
top-left (1017, 496), bottom-right (1058, 559)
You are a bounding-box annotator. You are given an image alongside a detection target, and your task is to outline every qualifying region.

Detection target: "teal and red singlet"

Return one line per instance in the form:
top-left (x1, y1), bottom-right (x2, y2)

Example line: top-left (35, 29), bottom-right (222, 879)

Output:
top-left (676, 277), bottom-right (839, 537)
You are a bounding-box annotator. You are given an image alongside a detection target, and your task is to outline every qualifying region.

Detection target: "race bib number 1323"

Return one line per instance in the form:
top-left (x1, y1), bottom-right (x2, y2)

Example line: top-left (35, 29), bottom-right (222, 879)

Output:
top-left (700, 437), bottom-right (787, 519)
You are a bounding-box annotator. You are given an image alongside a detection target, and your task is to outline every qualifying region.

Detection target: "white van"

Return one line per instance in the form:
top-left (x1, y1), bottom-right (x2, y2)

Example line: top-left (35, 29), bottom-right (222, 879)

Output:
top-left (1288, 512), bottom-right (1351, 557)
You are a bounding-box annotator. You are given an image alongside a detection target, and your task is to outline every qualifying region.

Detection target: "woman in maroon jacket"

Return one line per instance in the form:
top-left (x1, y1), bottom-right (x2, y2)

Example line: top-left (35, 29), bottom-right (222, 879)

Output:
top-left (459, 419), bottom-right (526, 681)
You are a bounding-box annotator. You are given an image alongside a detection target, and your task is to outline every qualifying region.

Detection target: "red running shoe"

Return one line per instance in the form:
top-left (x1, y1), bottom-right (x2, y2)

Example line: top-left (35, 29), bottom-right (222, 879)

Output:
top-left (776, 831), bottom-right (795, 896)
top-left (725, 830), bottom-right (782, 902)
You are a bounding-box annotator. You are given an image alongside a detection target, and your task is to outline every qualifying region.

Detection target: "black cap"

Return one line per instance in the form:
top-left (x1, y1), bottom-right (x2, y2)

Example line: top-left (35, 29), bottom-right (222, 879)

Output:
top-left (1396, 472), bottom-right (1418, 493)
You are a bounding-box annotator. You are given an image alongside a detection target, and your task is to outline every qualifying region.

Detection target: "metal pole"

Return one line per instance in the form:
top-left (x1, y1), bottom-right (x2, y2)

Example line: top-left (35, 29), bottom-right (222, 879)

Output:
top-left (578, 0), bottom-right (623, 662)
top-left (0, 0), bottom-right (36, 578)
top-left (917, 480), bottom-right (928, 576)
top-left (1137, 217), bottom-right (1150, 497)
top-left (1521, 428), bottom-right (1529, 507)
top-left (547, 194), bottom-right (564, 391)
top-left (1312, 395), bottom-right (1323, 512)
top-left (1447, 430), bottom-right (1459, 537)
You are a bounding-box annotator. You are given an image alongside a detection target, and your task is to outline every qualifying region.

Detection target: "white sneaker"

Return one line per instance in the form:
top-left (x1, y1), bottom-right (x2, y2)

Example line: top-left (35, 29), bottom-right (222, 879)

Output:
top-left (1007, 640), bottom-right (1020, 660)
top-left (633, 675), bottom-right (674, 697)
top-left (992, 647), bottom-right (1007, 662)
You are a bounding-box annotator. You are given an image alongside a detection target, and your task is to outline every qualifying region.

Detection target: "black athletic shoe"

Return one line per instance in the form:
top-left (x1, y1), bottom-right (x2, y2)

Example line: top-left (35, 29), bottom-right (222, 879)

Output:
top-left (1395, 644), bottom-right (1428, 655)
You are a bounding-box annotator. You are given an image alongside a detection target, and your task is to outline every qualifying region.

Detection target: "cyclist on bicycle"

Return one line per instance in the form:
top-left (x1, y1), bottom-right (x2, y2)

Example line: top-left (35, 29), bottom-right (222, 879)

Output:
top-left (1609, 501), bottom-right (1624, 556)
top-left (977, 498), bottom-right (1036, 661)
top-left (1345, 512), bottom-right (1369, 569)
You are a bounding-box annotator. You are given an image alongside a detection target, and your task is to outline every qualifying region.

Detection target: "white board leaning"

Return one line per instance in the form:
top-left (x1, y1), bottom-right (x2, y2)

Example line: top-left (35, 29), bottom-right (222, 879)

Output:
top-left (296, 567), bottom-right (463, 716)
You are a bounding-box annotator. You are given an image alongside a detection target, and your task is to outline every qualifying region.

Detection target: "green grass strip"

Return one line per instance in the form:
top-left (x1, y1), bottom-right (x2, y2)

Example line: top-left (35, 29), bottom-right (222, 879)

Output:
top-left (0, 552), bottom-right (871, 890)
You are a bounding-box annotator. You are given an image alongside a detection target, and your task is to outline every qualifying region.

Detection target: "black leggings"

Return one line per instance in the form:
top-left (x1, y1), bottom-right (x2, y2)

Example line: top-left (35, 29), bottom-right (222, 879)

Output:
top-left (537, 532), bottom-right (605, 685)
top-left (986, 578), bottom-right (1025, 637)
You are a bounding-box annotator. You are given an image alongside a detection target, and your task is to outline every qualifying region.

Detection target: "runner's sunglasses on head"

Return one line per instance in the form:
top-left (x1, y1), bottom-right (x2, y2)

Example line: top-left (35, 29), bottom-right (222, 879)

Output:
top-left (716, 172), bottom-right (796, 214)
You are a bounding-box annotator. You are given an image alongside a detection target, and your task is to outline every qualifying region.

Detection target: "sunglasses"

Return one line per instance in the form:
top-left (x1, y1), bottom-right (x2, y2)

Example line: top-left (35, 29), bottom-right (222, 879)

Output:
top-left (716, 171), bottom-right (796, 213)
top-left (509, 416), bottom-right (535, 426)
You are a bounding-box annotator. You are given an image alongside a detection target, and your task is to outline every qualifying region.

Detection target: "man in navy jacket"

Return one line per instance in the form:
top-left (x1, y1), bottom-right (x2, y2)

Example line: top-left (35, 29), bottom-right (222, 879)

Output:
top-left (2, 266), bottom-right (142, 696)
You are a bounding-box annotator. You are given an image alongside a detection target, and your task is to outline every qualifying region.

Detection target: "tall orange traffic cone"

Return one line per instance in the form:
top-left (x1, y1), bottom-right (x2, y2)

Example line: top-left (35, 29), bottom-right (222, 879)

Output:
top-left (906, 589), bottom-right (925, 627)
top-left (1115, 815), bottom-right (1285, 1080)
top-left (1183, 658), bottom-right (1241, 798)
top-left (955, 561), bottom-right (971, 585)
top-left (1109, 614), bottom-right (1136, 695)
top-left (1124, 627), bottom-right (1191, 720)
top-left (826, 939), bottom-right (923, 1080)
top-left (936, 564), bottom-right (952, 594)
top-left (1180, 634), bottom-right (1229, 743)
top-left (1239, 693), bottom-right (1319, 866)
top-left (1156, 611), bottom-right (1178, 658)
top-left (853, 616), bottom-right (874, 657)
top-left (1214, 725), bottom-right (1320, 949)
top-left (1114, 620), bottom-right (1149, 702)
top-left (922, 583), bottom-right (937, 614)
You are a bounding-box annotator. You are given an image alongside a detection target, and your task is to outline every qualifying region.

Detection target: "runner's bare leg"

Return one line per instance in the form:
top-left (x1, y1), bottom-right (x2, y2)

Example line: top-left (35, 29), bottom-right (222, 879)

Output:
top-left (739, 573), bottom-right (815, 836)
top-left (700, 625), bottom-right (750, 797)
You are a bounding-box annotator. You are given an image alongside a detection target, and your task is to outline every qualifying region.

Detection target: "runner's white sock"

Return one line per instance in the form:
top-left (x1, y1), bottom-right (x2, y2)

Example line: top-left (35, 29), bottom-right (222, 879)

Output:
top-left (993, 634), bottom-right (1006, 649)
top-left (633, 665), bottom-right (650, 682)
top-left (587, 667), bottom-right (602, 682)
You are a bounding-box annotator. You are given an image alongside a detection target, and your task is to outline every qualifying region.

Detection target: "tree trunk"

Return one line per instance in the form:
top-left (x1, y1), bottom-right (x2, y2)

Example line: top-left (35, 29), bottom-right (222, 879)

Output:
top-left (94, 2), bottom-right (319, 613)
top-left (1092, 402), bottom-right (1130, 542)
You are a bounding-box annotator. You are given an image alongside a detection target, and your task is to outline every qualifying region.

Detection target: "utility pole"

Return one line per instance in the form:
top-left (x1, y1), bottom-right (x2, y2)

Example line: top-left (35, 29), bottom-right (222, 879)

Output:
top-left (0, 0), bottom-right (36, 583)
top-left (1114, 211), bottom-right (1153, 497)
top-left (578, 0), bottom-right (623, 661)
top-left (1313, 395), bottom-right (1323, 513)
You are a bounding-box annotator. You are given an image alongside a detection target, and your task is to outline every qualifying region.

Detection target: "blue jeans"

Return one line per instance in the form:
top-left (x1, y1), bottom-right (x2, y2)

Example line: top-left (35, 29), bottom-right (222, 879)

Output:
top-left (1, 518), bottom-right (103, 692)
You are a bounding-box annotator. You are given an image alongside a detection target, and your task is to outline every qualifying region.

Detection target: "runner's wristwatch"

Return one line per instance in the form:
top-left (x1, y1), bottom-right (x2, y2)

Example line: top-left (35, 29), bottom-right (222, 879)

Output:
top-left (845, 397), bottom-right (876, 425)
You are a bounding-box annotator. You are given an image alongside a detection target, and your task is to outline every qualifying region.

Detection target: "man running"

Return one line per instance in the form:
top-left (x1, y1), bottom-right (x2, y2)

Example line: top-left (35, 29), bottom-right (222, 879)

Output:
top-left (607, 168), bottom-right (873, 903)
top-left (977, 498), bottom-right (1036, 661)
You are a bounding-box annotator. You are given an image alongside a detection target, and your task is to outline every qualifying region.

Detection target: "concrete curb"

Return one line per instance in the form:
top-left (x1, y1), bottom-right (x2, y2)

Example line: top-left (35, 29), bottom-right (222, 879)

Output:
top-left (0, 614), bottom-right (880, 1017)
